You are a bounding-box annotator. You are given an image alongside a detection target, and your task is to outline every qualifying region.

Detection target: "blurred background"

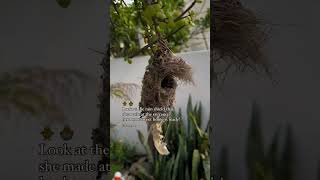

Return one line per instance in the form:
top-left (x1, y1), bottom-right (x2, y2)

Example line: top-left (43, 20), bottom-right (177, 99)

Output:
top-left (0, 0), bottom-right (211, 180)
top-left (213, 0), bottom-right (320, 180)
top-left (0, 0), bottom-right (106, 179)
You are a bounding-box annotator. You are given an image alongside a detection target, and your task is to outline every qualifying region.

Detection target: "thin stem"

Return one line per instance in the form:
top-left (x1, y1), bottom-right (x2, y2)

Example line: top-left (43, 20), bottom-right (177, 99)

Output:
top-left (111, 1), bottom-right (120, 15)
top-left (129, 25), bottom-right (186, 58)
top-left (88, 48), bottom-right (107, 56)
top-left (174, 0), bottom-right (197, 22)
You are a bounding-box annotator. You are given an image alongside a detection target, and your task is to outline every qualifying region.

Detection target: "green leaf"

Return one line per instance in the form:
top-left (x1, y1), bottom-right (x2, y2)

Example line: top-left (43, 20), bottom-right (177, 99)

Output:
top-left (197, 102), bottom-right (202, 126)
top-left (56, 0), bottom-right (71, 8)
top-left (166, 155), bottom-right (175, 179)
top-left (203, 158), bottom-right (210, 180)
top-left (187, 95), bottom-right (194, 136)
top-left (279, 124), bottom-right (294, 180)
top-left (137, 130), bottom-right (146, 146)
top-left (192, 149), bottom-right (201, 180)
top-left (155, 159), bottom-right (160, 179)
top-left (124, 56), bottom-right (133, 64)
top-left (172, 135), bottom-right (184, 180)
top-left (189, 113), bottom-right (204, 138)
top-left (164, 117), bottom-right (174, 140)
top-left (265, 126), bottom-right (281, 178)
top-left (137, 130), bottom-right (154, 163)
top-left (185, 165), bottom-right (191, 180)
top-left (111, 89), bottom-right (125, 98)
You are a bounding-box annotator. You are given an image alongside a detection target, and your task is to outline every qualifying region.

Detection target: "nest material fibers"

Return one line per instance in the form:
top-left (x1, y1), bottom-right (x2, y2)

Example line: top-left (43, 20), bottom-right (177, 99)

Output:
top-left (140, 41), bottom-right (193, 155)
top-left (213, 0), bottom-right (270, 75)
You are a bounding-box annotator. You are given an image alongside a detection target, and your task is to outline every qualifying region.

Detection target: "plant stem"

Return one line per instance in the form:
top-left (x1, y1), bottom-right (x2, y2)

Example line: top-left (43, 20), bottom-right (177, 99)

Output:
top-left (174, 0), bottom-right (197, 22)
top-left (129, 25), bottom-right (186, 58)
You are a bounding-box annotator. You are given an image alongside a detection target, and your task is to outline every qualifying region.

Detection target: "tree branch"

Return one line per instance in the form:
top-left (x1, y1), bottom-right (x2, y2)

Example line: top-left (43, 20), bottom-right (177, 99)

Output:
top-left (111, 1), bottom-right (120, 15)
top-left (174, 0), bottom-right (197, 22)
top-left (129, 25), bottom-right (186, 58)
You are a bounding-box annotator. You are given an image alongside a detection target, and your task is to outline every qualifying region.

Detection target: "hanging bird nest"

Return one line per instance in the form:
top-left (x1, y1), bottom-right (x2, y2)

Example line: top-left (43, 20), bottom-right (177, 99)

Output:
top-left (212, 0), bottom-right (271, 78)
top-left (140, 40), bottom-right (193, 155)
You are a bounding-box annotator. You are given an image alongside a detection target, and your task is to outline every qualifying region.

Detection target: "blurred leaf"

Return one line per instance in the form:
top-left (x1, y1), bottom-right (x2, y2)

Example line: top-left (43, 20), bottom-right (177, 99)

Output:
top-left (185, 165), bottom-right (191, 180)
top-left (137, 130), bottom-right (154, 163)
top-left (172, 134), bottom-right (184, 180)
top-left (124, 56), bottom-right (133, 64)
top-left (187, 95), bottom-right (194, 137)
top-left (192, 149), bottom-right (201, 180)
top-left (111, 82), bottom-right (140, 101)
top-left (166, 155), bottom-right (175, 180)
top-left (56, 0), bottom-right (71, 8)
top-left (203, 158), bottom-right (210, 180)
top-left (137, 129), bottom-right (146, 145)
top-left (189, 112), bottom-right (204, 138)
top-left (279, 124), bottom-right (294, 180)
top-left (265, 126), bottom-right (281, 179)
top-left (246, 101), bottom-right (265, 180)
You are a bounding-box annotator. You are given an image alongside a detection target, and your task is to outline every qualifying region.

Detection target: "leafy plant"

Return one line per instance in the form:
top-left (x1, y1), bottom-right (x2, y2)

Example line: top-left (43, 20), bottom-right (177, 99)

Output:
top-left (278, 125), bottom-right (294, 180)
top-left (110, 0), bottom-right (210, 58)
top-left (246, 102), bottom-right (294, 180)
top-left (246, 102), bottom-right (265, 180)
top-left (110, 139), bottom-right (137, 163)
top-left (109, 139), bottom-right (138, 180)
top-left (134, 95), bottom-right (210, 180)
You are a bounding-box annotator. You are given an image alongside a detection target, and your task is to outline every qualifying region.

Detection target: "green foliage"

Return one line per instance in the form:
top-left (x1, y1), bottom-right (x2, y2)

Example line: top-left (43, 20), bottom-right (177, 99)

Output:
top-left (246, 102), bottom-right (265, 180)
top-left (278, 125), bottom-right (294, 180)
top-left (108, 162), bottom-right (123, 180)
top-left (193, 8), bottom-right (210, 35)
top-left (109, 139), bottom-right (138, 179)
top-left (138, 129), bottom-right (154, 164)
top-left (111, 0), bottom-right (209, 58)
top-left (110, 139), bottom-right (137, 163)
top-left (245, 102), bottom-right (295, 180)
top-left (136, 95), bottom-right (210, 180)
top-left (111, 2), bottom-right (140, 58)
top-left (192, 149), bottom-right (201, 180)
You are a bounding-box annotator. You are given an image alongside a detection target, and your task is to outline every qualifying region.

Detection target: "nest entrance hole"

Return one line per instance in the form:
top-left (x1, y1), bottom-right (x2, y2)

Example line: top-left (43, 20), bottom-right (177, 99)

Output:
top-left (161, 75), bottom-right (176, 89)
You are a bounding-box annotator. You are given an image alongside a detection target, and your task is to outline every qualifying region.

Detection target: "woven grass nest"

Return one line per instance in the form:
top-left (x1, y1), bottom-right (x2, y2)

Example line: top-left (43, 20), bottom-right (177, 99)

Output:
top-left (212, 0), bottom-right (271, 78)
top-left (140, 40), bottom-right (193, 155)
